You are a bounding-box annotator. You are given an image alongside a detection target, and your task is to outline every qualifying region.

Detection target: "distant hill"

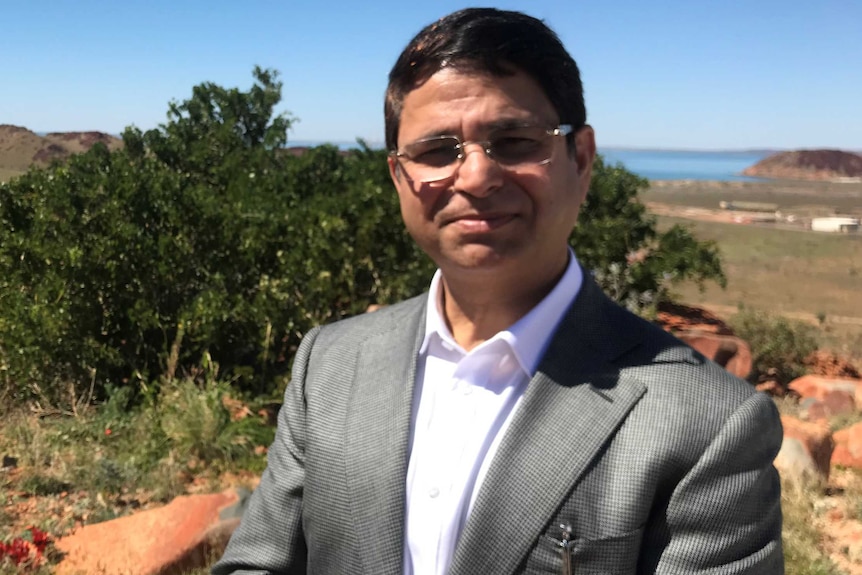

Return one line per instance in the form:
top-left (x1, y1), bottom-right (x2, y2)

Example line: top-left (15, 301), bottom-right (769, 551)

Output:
top-left (742, 149), bottom-right (862, 181)
top-left (0, 125), bottom-right (123, 177)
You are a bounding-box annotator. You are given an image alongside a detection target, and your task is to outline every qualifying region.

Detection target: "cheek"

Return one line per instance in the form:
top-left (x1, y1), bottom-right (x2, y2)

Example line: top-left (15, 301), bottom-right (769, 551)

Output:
top-left (398, 184), bottom-right (449, 224)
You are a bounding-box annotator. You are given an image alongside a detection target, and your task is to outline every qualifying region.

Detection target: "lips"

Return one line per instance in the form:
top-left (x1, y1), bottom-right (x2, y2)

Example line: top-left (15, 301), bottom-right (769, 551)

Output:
top-left (445, 212), bottom-right (516, 233)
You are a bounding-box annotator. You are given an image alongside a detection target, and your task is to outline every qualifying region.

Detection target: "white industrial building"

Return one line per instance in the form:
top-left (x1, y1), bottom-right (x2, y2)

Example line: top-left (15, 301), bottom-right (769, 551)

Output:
top-left (810, 216), bottom-right (861, 233)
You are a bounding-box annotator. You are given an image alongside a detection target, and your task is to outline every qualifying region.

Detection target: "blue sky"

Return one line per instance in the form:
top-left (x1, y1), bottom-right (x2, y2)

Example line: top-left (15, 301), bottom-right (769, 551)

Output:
top-left (1, 0), bottom-right (859, 150)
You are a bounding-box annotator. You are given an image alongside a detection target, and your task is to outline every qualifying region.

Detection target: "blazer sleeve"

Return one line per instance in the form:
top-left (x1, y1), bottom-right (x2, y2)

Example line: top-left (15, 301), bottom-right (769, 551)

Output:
top-left (211, 326), bottom-right (322, 575)
top-left (651, 391), bottom-right (784, 574)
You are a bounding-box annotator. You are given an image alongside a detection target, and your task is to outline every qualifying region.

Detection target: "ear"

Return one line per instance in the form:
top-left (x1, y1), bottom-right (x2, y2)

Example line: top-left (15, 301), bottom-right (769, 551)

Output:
top-left (387, 155), bottom-right (402, 185)
top-left (574, 125), bottom-right (596, 182)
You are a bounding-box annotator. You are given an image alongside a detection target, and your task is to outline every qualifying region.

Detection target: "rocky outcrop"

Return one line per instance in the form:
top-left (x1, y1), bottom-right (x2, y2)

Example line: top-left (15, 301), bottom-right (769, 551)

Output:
top-left (0, 124), bottom-right (122, 172)
top-left (742, 149), bottom-right (862, 181)
top-left (788, 375), bottom-right (862, 410)
top-left (675, 332), bottom-right (752, 379)
top-left (655, 301), bottom-right (733, 335)
top-left (806, 350), bottom-right (862, 379)
top-left (653, 302), bottom-right (752, 378)
top-left (776, 416), bottom-right (834, 482)
top-left (55, 489), bottom-right (248, 575)
top-left (833, 422), bottom-right (862, 470)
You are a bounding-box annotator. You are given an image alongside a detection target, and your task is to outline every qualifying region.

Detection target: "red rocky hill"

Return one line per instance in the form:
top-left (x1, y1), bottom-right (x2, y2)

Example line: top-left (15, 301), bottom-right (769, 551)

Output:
top-left (742, 149), bottom-right (862, 181)
top-left (0, 125), bottom-right (122, 173)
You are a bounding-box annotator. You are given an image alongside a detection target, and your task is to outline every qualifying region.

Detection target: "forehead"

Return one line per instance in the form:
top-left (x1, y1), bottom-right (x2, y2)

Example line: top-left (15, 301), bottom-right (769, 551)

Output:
top-left (397, 68), bottom-right (557, 142)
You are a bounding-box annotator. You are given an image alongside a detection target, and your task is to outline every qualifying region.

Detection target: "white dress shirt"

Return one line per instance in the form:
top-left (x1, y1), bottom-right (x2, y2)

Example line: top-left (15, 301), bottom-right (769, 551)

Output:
top-left (403, 251), bottom-right (584, 575)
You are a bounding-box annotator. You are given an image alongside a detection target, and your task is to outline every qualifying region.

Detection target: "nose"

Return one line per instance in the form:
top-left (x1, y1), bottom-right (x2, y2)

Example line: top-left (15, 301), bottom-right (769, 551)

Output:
top-left (453, 142), bottom-right (503, 197)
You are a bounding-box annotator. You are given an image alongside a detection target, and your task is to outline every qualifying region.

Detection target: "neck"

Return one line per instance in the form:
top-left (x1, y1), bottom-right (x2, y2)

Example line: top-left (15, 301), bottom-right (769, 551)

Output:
top-left (439, 261), bottom-right (567, 351)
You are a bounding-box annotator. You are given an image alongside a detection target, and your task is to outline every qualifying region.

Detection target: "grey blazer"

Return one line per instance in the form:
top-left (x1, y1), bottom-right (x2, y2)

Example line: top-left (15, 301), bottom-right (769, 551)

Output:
top-left (213, 276), bottom-right (783, 574)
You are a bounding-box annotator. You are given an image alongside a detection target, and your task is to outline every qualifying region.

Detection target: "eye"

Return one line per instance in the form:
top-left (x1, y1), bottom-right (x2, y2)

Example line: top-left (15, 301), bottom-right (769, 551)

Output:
top-left (490, 135), bottom-right (544, 162)
top-left (403, 138), bottom-right (460, 167)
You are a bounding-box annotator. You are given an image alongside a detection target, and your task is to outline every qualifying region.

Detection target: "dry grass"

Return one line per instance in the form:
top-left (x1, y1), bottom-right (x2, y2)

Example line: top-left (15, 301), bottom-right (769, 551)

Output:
top-left (782, 476), bottom-right (844, 575)
top-left (657, 216), bottom-right (862, 329)
top-left (0, 167), bottom-right (25, 183)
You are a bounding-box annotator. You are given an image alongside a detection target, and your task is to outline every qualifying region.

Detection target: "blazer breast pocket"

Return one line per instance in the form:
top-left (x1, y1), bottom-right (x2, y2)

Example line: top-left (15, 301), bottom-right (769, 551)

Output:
top-left (522, 525), bottom-right (645, 575)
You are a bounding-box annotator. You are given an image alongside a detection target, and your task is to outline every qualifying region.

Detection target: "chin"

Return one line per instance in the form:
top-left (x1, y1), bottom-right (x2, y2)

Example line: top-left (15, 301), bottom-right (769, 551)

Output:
top-left (439, 245), bottom-right (521, 274)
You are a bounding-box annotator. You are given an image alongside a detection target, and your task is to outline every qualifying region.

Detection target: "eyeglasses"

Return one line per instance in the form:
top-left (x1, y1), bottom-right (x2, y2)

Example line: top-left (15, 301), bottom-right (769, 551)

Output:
top-left (390, 124), bottom-right (573, 183)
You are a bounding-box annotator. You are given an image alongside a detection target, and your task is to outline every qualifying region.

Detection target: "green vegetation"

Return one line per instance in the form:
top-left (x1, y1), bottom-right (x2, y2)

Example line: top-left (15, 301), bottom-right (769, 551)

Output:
top-left (730, 307), bottom-right (820, 384)
top-left (0, 68), bottom-right (431, 406)
top-left (0, 68), bottom-right (725, 407)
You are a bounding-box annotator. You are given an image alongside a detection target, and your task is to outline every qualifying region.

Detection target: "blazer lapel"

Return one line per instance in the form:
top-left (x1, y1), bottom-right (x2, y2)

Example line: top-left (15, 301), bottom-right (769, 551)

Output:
top-left (344, 301), bottom-right (426, 575)
top-left (449, 279), bottom-right (647, 575)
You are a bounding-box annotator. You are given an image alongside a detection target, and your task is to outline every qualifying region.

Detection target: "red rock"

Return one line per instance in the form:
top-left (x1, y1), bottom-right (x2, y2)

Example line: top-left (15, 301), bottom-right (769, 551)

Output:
top-left (742, 149), bottom-right (862, 181)
top-left (221, 396), bottom-right (253, 421)
top-left (655, 302), bottom-right (733, 335)
top-left (805, 350), bottom-right (861, 379)
top-left (675, 331), bottom-right (753, 379)
top-left (788, 375), bottom-right (862, 409)
top-left (833, 422), bottom-right (862, 470)
top-left (755, 380), bottom-right (784, 397)
top-left (803, 391), bottom-right (857, 421)
top-left (55, 489), bottom-right (245, 575)
top-left (775, 416), bottom-right (834, 481)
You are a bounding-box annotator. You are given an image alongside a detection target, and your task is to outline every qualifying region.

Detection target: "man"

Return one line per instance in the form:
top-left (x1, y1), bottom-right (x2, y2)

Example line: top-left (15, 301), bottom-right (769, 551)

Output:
top-left (214, 8), bottom-right (783, 575)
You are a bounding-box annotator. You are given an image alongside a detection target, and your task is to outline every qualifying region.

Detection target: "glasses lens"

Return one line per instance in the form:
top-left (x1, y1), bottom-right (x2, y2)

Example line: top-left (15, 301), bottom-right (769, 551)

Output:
top-left (400, 137), bottom-right (460, 182)
top-left (488, 127), bottom-right (554, 165)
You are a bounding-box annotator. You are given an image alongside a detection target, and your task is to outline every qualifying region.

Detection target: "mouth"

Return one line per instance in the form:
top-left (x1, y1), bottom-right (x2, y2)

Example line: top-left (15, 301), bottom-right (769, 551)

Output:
top-left (445, 212), bottom-right (516, 233)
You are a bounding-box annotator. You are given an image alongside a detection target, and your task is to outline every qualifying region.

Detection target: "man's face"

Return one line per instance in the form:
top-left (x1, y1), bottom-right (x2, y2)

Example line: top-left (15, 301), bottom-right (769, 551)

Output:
top-left (388, 67), bottom-right (596, 286)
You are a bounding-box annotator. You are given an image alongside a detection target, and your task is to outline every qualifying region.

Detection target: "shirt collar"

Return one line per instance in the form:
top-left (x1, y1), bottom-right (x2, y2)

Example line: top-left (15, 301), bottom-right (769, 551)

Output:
top-left (420, 249), bottom-right (583, 375)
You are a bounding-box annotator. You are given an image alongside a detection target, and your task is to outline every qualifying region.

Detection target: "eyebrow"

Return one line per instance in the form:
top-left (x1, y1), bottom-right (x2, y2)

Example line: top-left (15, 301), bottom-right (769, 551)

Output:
top-left (410, 117), bottom-right (551, 142)
top-left (483, 118), bottom-right (545, 132)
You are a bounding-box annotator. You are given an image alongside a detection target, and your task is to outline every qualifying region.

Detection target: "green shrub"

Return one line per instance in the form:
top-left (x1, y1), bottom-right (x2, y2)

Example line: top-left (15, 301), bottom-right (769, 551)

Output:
top-left (730, 308), bottom-right (819, 384)
top-left (0, 69), bottom-right (430, 404)
top-left (18, 473), bottom-right (70, 497)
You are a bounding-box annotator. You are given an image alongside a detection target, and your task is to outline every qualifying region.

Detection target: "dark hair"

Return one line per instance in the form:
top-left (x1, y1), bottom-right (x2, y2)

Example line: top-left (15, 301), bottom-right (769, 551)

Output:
top-left (384, 8), bottom-right (586, 151)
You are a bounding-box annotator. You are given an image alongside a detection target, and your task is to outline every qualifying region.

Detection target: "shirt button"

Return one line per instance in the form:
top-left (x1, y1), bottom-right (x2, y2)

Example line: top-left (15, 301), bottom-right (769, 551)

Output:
top-left (428, 487), bottom-right (440, 498)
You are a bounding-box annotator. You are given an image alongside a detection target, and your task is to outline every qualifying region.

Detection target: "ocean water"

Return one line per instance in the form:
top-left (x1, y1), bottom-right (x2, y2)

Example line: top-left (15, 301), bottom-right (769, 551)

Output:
top-left (600, 149), bottom-right (771, 182)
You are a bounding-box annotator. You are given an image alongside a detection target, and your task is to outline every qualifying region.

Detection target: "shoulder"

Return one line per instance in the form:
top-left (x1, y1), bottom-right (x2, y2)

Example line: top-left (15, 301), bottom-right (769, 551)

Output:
top-left (623, 308), bottom-right (755, 407)
top-left (562, 279), bottom-right (768, 437)
top-left (297, 294), bottom-right (427, 359)
top-left (572, 282), bottom-right (755, 405)
top-left (606, 303), bottom-right (777, 451)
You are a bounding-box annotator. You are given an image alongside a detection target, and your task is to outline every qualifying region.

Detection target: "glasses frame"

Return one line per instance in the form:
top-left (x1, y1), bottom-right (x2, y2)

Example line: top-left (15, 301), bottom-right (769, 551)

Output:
top-left (391, 124), bottom-right (574, 184)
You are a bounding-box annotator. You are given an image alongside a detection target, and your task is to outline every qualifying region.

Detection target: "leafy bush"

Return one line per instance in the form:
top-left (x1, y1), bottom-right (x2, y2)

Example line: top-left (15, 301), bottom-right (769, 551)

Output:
top-left (730, 308), bottom-right (819, 384)
top-left (0, 69), bottom-right (430, 404)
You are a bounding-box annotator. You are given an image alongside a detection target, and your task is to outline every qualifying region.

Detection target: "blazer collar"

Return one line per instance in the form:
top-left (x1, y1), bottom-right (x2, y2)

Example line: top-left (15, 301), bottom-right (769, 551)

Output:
top-left (448, 276), bottom-right (648, 575)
